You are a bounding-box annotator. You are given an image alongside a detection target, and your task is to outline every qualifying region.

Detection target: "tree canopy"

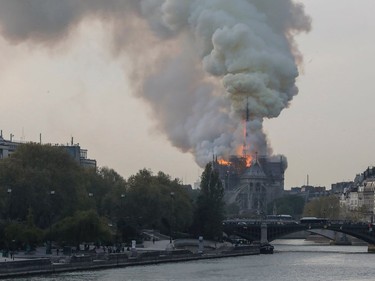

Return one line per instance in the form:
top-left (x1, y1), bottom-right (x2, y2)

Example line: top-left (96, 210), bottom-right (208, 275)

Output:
top-left (191, 163), bottom-right (225, 240)
top-left (303, 195), bottom-right (340, 219)
top-left (0, 143), bottom-right (194, 248)
top-left (0, 143), bottom-right (88, 227)
top-left (268, 195), bottom-right (306, 218)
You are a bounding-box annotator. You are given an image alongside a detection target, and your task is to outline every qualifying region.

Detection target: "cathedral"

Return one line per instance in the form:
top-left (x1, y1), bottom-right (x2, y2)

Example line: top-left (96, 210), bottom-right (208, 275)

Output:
top-left (214, 155), bottom-right (286, 215)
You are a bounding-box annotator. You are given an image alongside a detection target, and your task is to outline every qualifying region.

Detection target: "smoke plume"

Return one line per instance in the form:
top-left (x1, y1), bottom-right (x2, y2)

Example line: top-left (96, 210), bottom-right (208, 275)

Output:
top-left (0, 0), bottom-right (311, 167)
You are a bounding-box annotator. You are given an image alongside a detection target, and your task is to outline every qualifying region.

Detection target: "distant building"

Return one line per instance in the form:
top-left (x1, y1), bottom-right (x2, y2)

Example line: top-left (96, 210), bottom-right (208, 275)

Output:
top-left (62, 144), bottom-right (97, 169)
top-left (0, 134), bottom-right (17, 159)
top-left (0, 131), bottom-right (96, 169)
top-left (284, 185), bottom-right (329, 202)
top-left (339, 166), bottom-right (375, 221)
top-left (331, 181), bottom-right (354, 195)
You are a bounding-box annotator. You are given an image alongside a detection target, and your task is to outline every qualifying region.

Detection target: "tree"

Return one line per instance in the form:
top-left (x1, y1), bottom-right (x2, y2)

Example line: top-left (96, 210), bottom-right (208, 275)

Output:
top-left (123, 169), bottom-right (193, 238)
top-left (267, 195), bottom-right (305, 218)
top-left (340, 204), bottom-right (371, 222)
top-left (52, 210), bottom-right (111, 248)
top-left (303, 196), bottom-right (340, 219)
top-left (0, 143), bottom-right (196, 246)
top-left (0, 143), bottom-right (88, 228)
top-left (94, 167), bottom-right (128, 219)
top-left (191, 162), bottom-right (225, 240)
top-left (3, 208), bottom-right (43, 251)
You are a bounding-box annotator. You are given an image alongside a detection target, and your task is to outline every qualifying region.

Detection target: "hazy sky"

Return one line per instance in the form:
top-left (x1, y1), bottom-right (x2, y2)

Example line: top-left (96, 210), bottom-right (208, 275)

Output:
top-left (1, 0), bottom-right (374, 189)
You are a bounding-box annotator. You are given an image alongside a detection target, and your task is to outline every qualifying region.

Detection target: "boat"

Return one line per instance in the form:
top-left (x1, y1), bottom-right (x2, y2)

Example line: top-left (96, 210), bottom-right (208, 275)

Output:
top-left (260, 243), bottom-right (274, 254)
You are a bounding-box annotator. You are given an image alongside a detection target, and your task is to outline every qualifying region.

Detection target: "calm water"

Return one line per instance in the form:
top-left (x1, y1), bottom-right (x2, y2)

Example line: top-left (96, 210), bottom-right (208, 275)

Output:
top-left (6, 240), bottom-right (375, 281)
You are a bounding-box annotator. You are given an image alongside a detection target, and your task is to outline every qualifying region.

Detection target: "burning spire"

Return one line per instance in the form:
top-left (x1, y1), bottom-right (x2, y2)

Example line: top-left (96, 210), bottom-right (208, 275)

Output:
top-left (242, 97), bottom-right (249, 159)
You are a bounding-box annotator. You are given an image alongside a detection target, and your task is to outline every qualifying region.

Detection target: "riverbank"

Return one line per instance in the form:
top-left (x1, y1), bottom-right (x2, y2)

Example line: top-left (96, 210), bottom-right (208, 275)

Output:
top-left (0, 241), bottom-right (259, 279)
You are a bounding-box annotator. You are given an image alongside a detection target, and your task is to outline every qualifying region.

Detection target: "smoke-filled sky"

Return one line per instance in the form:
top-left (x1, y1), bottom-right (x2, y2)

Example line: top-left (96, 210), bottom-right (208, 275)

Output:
top-left (1, 0), bottom-right (374, 188)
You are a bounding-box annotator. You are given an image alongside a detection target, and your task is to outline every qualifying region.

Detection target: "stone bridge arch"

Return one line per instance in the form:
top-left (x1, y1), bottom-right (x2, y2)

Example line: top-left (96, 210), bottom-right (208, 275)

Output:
top-left (222, 221), bottom-right (375, 251)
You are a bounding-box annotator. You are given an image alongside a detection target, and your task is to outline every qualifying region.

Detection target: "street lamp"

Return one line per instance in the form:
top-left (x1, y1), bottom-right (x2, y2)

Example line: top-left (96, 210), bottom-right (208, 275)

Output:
top-left (120, 193), bottom-right (125, 210)
top-left (7, 188), bottom-right (12, 221)
top-left (170, 192), bottom-right (175, 244)
top-left (46, 190), bottom-right (55, 254)
top-left (88, 192), bottom-right (95, 211)
top-left (118, 193), bottom-right (125, 249)
top-left (120, 194), bottom-right (125, 216)
top-left (6, 188), bottom-right (13, 257)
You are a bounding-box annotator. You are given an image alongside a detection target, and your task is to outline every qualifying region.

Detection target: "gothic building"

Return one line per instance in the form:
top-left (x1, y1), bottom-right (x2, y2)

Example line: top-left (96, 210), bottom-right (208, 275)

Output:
top-left (215, 155), bottom-right (286, 215)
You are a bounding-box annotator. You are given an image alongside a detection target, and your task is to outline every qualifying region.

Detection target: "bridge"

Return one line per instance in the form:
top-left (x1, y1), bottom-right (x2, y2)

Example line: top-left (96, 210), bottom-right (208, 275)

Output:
top-left (222, 220), bottom-right (375, 252)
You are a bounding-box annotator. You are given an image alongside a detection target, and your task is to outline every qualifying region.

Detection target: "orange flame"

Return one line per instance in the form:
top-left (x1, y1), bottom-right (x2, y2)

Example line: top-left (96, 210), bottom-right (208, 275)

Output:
top-left (233, 146), bottom-right (252, 167)
top-left (217, 152), bottom-right (252, 168)
top-left (218, 159), bottom-right (231, 166)
top-left (245, 154), bottom-right (252, 167)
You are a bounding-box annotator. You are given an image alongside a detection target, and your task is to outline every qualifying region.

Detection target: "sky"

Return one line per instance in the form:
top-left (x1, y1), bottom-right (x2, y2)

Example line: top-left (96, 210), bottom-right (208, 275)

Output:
top-left (0, 0), bottom-right (374, 189)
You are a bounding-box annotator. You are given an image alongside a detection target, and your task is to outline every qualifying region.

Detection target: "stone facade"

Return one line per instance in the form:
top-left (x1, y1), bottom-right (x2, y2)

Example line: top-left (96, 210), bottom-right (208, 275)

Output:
top-left (216, 155), bottom-right (286, 215)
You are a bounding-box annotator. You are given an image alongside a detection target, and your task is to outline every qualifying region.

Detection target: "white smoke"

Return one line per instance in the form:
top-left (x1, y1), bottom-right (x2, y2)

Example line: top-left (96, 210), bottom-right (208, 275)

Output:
top-left (0, 0), bottom-right (311, 167)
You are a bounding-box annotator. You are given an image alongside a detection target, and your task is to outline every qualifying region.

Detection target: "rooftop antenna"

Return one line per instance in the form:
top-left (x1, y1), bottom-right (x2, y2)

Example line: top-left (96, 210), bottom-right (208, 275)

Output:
top-left (39, 133), bottom-right (42, 144)
top-left (307, 174), bottom-right (309, 186)
top-left (21, 127), bottom-right (25, 142)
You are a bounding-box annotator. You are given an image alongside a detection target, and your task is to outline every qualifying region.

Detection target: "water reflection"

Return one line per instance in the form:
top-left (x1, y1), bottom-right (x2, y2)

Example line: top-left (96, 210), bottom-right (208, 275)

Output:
top-left (274, 239), bottom-right (368, 253)
top-left (5, 240), bottom-right (375, 281)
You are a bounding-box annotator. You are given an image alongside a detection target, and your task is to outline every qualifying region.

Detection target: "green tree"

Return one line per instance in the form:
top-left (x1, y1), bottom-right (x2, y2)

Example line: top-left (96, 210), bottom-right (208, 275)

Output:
top-left (191, 163), bottom-right (224, 240)
top-left (0, 143), bottom-right (196, 246)
top-left (4, 215), bottom-right (43, 251)
top-left (52, 210), bottom-right (111, 248)
top-left (268, 195), bottom-right (305, 218)
top-left (122, 169), bottom-right (193, 239)
top-left (340, 204), bottom-right (371, 222)
top-left (90, 167), bottom-right (128, 219)
top-left (303, 196), bottom-right (340, 219)
top-left (0, 143), bottom-right (88, 228)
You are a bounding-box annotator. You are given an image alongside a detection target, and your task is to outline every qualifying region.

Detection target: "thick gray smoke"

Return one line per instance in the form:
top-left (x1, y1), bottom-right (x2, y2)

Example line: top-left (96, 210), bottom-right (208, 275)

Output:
top-left (0, 0), bottom-right (311, 167)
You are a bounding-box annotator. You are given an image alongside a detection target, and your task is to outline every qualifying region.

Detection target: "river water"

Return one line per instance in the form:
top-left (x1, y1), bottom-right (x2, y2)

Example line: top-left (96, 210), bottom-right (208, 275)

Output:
top-left (6, 240), bottom-right (375, 281)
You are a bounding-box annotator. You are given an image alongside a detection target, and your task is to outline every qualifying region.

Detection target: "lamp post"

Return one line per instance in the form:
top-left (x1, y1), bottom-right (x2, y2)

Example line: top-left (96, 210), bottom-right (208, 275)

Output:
top-left (88, 192), bottom-right (95, 211)
top-left (121, 193), bottom-right (125, 210)
top-left (46, 190), bottom-right (55, 254)
top-left (7, 188), bottom-right (12, 221)
top-left (6, 188), bottom-right (12, 257)
top-left (169, 192), bottom-right (175, 244)
top-left (118, 193), bottom-right (125, 250)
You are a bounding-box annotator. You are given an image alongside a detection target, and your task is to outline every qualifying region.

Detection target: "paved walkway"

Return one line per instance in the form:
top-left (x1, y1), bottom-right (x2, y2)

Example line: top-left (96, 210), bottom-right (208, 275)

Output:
top-left (0, 257), bottom-right (27, 263)
top-left (0, 238), bottom-right (229, 263)
top-left (0, 239), bottom-right (174, 263)
top-left (142, 240), bottom-right (173, 251)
